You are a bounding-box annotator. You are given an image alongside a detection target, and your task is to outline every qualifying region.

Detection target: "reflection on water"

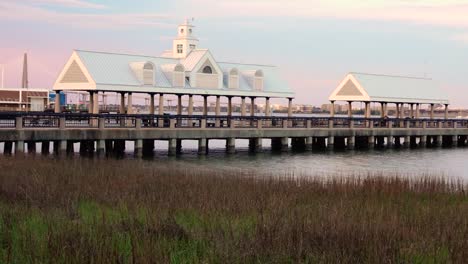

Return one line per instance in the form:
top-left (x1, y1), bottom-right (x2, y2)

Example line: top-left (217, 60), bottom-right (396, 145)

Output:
top-left (1, 139), bottom-right (468, 179)
top-left (146, 148), bottom-right (467, 179)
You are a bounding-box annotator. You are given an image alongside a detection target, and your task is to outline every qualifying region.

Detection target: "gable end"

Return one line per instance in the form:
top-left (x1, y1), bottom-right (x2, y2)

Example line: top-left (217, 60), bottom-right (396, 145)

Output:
top-left (60, 60), bottom-right (89, 83)
top-left (336, 79), bottom-right (364, 96)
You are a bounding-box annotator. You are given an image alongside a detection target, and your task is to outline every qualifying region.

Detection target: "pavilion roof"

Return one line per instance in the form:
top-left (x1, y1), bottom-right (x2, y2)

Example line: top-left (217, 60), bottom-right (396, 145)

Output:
top-left (329, 73), bottom-right (450, 105)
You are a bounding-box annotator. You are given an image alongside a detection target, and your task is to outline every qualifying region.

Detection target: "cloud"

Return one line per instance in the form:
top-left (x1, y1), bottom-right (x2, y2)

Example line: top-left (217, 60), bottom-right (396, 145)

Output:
top-left (0, 1), bottom-right (174, 29)
top-left (185, 0), bottom-right (468, 29)
top-left (24, 0), bottom-right (107, 9)
top-left (451, 33), bottom-right (468, 44)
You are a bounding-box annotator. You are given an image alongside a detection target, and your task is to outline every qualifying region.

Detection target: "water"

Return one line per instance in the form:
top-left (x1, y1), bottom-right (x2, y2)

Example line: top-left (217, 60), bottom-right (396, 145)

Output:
top-left (2, 140), bottom-right (468, 179)
top-left (152, 147), bottom-right (468, 179)
top-left (119, 139), bottom-right (468, 179)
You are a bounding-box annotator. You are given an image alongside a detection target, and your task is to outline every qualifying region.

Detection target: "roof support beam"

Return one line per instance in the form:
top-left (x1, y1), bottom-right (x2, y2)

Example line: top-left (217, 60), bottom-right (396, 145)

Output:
top-left (89, 91), bottom-right (94, 113)
top-left (241, 97), bottom-right (246, 117)
top-left (92, 92), bottom-right (99, 114)
top-left (430, 104), bottom-right (435, 119)
top-left (364, 102), bottom-right (370, 118)
top-left (250, 97), bottom-right (256, 117)
top-left (54, 90), bottom-right (61, 113)
top-left (288, 98), bottom-right (293, 118)
top-left (120, 92), bottom-right (125, 114)
top-left (159, 94), bottom-right (164, 115)
top-left (177, 95), bottom-right (182, 115)
top-left (330, 101), bottom-right (335, 118)
top-left (127, 93), bottom-right (133, 114)
top-left (227, 96), bottom-right (233, 117)
top-left (445, 104), bottom-right (449, 119)
top-left (149, 94), bottom-right (155, 115)
top-left (203, 95), bottom-right (208, 116)
top-left (265, 97), bottom-right (271, 117)
top-left (347, 101), bottom-right (352, 118)
top-left (396, 103), bottom-right (400, 119)
top-left (188, 95), bottom-right (194, 116)
top-left (380, 102), bottom-right (386, 118)
top-left (215, 96), bottom-right (221, 116)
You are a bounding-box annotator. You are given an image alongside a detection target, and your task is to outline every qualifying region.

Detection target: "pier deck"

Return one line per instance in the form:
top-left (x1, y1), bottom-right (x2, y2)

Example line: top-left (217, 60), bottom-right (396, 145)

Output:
top-left (1, 112), bottom-right (467, 156)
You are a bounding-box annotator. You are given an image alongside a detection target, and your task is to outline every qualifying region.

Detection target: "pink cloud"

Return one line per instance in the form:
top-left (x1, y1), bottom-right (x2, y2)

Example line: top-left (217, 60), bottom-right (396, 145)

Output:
top-left (451, 33), bottom-right (468, 44)
top-left (187, 0), bottom-right (468, 29)
top-left (23, 0), bottom-right (107, 9)
top-left (0, 1), bottom-right (174, 29)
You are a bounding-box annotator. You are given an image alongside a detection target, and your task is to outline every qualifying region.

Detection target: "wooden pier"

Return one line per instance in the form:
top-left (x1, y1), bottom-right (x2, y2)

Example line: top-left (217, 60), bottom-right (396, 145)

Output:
top-left (1, 112), bottom-right (467, 157)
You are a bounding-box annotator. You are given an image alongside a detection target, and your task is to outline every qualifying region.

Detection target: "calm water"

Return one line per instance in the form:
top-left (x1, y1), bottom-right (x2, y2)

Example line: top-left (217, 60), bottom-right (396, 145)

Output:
top-left (2, 140), bottom-right (468, 179)
top-left (153, 146), bottom-right (468, 179)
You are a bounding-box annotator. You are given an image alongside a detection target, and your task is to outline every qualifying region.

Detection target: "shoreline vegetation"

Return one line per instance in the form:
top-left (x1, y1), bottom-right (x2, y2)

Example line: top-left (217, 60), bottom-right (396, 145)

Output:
top-left (1, 157), bottom-right (468, 263)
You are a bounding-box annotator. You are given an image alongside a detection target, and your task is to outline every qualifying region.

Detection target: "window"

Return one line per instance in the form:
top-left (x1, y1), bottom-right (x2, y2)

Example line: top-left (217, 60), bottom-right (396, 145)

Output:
top-left (180, 28), bottom-right (184, 34)
top-left (254, 70), bottom-right (264, 91)
top-left (228, 68), bottom-right (239, 89)
top-left (189, 44), bottom-right (196, 50)
top-left (143, 62), bottom-right (154, 85)
top-left (189, 28), bottom-right (192, 34)
top-left (177, 44), bottom-right (183, 54)
top-left (173, 64), bottom-right (185, 87)
top-left (202, 66), bottom-right (213, 74)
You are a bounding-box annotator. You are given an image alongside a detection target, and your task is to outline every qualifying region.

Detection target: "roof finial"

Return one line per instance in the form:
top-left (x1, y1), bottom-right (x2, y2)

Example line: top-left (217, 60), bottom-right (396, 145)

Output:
top-left (184, 17), bottom-right (195, 25)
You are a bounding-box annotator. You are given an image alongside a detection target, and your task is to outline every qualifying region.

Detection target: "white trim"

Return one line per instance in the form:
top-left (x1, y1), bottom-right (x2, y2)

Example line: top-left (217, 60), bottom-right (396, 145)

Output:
top-left (190, 50), bottom-right (223, 88)
top-left (329, 73), bottom-right (370, 102)
top-left (53, 51), bottom-right (96, 91)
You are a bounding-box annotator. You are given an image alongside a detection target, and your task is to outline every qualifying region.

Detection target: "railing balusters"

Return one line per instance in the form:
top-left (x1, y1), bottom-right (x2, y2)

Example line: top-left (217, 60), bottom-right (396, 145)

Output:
top-left (1, 112), bottom-right (468, 131)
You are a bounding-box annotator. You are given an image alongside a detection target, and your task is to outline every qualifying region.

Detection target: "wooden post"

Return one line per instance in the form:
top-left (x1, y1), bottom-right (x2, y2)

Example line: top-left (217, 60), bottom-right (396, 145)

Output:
top-left (54, 90), bottom-right (61, 113)
top-left (149, 93), bottom-right (155, 114)
top-left (177, 95), bottom-right (182, 115)
top-left (348, 101), bottom-right (352, 118)
top-left (203, 95), bottom-right (208, 116)
top-left (158, 93), bottom-right (164, 115)
top-left (251, 97), bottom-right (256, 117)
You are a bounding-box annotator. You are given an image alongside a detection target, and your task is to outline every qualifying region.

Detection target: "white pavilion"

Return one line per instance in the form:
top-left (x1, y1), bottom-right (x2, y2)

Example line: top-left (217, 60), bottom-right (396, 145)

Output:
top-left (329, 72), bottom-right (450, 119)
top-left (52, 20), bottom-right (294, 116)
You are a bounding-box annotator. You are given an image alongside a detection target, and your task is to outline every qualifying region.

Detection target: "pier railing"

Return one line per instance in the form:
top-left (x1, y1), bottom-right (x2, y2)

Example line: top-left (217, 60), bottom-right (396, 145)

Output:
top-left (0, 112), bottom-right (468, 130)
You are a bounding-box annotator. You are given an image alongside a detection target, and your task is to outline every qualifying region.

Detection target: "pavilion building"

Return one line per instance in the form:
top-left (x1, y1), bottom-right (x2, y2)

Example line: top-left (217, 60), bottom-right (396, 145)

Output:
top-left (328, 72), bottom-right (450, 119)
top-left (52, 20), bottom-right (294, 116)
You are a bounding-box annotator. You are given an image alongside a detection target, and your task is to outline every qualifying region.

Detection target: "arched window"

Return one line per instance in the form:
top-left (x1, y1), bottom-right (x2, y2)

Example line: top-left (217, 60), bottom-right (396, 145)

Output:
top-left (173, 64), bottom-right (185, 87)
top-left (143, 62), bottom-right (154, 85)
top-left (202, 66), bottom-right (213, 74)
top-left (254, 70), bottom-right (264, 91)
top-left (228, 68), bottom-right (239, 89)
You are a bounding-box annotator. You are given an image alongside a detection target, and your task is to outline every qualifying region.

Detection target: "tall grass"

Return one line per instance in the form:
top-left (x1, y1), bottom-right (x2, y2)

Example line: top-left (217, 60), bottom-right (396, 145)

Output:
top-left (0, 157), bottom-right (468, 263)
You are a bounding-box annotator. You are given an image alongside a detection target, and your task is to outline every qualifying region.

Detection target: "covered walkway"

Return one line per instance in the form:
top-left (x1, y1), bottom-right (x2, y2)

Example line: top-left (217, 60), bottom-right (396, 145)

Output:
top-left (329, 72), bottom-right (450, 119)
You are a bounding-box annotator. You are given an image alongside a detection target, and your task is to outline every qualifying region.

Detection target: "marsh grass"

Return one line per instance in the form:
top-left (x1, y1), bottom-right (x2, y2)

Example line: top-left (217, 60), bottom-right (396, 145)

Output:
top-left (0, 157), bottom-right (468, 263)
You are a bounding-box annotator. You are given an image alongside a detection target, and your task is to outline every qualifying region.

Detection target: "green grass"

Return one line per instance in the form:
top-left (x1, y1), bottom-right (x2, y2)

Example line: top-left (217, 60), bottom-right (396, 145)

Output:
top-left (0, 156), bottom-right (468, 263)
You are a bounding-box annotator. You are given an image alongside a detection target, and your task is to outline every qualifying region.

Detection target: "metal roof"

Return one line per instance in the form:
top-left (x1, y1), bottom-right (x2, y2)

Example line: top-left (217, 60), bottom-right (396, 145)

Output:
top-left (66, 50), bottom-right (294, 98)
top-left (219, 62), bottom-right (292, 95)
top-left (329, 72), bottom-right (450, 105)
top-left (181, 49), bottom-right (207, 71)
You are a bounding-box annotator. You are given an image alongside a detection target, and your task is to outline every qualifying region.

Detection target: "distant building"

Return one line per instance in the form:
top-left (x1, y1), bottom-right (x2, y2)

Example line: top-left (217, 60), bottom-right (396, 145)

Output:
top-left (0, 88), bottom-right (49, 111)
top-left (321, 103), bottom-right (342, 113)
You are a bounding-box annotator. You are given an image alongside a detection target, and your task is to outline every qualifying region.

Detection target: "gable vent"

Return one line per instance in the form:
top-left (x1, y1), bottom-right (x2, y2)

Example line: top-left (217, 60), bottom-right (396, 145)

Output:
top-left (60, 61), bottom-right (88, 83)
top-left (336, 80), bottom-right (363, 96)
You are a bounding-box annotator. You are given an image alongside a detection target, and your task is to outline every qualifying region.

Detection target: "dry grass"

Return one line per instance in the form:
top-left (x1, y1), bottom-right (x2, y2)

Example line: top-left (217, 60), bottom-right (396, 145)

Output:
top-left (0, 156), bottom-right (468, 263)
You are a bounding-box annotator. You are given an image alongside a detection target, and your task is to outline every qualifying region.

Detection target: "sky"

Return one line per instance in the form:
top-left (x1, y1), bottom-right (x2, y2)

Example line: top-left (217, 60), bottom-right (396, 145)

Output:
top-left (0, 0), bottom-right (468, 106)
